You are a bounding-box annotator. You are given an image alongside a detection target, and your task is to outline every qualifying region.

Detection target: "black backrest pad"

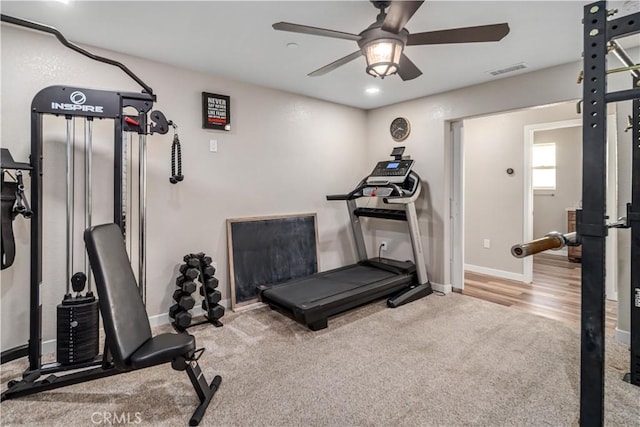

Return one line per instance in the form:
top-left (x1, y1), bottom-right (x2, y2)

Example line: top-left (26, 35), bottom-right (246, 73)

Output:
top-left (84, 223), bottom-right (152, 368)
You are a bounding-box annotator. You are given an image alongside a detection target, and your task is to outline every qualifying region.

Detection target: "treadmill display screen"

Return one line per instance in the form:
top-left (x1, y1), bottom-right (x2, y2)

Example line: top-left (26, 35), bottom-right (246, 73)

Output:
top-left (386, 162), bottom-right (400, 169)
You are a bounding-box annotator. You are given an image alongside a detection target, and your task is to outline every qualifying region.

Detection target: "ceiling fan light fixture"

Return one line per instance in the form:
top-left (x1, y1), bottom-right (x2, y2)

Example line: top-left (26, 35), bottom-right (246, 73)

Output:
top-left (363, 38), bottom-right (403, 78)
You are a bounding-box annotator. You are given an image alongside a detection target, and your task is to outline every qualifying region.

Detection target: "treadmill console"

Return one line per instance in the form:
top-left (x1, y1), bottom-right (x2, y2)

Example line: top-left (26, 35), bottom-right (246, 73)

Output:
top-left (367, 159), bottom-right (414, 184)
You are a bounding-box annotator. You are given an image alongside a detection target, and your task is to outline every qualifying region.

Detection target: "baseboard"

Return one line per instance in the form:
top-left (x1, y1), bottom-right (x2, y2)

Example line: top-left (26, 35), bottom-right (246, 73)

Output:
top-left (464, 264), bottom-right (524, 282)
top-left (42, 338), bottom-right (56, 356)
top-left (431, 282), bottom-right (452, 294)
top-left (615, 327), bottom-right (630, 345)
top-left (41, 298), bottom-right (231, 356)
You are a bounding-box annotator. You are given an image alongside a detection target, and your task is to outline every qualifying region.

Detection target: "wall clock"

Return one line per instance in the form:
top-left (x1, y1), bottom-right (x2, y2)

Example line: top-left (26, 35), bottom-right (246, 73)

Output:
top-left (390, 117), bottom-right (411, 142)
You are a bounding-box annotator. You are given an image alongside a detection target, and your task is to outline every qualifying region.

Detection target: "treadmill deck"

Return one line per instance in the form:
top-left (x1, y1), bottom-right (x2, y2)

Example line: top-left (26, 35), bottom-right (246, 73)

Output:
top-left (260, 261), bottom-right (416, 330)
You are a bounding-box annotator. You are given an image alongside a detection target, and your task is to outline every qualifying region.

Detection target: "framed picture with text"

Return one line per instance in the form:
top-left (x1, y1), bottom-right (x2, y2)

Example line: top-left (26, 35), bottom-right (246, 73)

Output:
top-left (202, 92), bottom-right (231, 131)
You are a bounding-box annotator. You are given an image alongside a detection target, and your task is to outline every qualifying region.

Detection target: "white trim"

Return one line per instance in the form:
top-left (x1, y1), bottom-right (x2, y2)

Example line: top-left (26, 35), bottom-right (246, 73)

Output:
top-left (615, 327), bottom-right (630, 345)
top-left (464, 264), bottom-right (525, 282)
top-left (449, 120), bottom-right (465, 290)
top-left (431, 282), bottom-right (452, 294)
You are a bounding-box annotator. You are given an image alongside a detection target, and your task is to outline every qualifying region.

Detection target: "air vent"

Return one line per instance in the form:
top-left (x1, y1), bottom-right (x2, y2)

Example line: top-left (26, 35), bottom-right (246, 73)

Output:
top-left (488, 63), bottom-right (528, 76)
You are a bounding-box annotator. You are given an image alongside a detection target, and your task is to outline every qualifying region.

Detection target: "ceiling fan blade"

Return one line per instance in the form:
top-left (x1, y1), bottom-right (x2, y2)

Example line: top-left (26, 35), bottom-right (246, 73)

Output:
top-left (273, 22), bottom-right (361, 41)
top-left (397, 54), bottom-right (422, 81)
top-left (407, 23), bottom-right (510, 45)
top-left (308, 51), bottom-right (363, 77)
top-left (381, 1), bottom-right (425, 34)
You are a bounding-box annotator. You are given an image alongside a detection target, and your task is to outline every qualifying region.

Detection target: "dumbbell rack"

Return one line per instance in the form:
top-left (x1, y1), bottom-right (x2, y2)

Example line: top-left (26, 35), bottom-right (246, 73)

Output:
top-left (170, 253), bottom-right (224, 331)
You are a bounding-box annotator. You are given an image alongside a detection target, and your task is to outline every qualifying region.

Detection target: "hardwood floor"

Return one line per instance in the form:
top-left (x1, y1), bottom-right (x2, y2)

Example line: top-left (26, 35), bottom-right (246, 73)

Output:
top-left (463, 253), bottom-right (618, 332)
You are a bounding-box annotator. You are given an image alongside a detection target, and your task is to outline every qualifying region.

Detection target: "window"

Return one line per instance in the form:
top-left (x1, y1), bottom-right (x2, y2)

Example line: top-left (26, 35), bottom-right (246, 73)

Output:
top-left (532, 143), bottom-right (556, 190)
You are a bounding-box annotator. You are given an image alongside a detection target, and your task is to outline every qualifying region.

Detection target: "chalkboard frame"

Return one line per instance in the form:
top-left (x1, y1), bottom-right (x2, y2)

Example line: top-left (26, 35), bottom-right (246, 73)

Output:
top-left (227, 213), bottom-right (319, 310)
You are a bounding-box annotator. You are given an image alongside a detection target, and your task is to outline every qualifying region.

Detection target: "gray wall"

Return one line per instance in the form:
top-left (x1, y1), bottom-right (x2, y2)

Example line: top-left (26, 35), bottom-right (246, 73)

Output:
top-left (1, 25), bottom-right (368, 351)
top-left (533, 126), bottom-right (582, 239)
top-left (463, 103), bottom-right (579, 276)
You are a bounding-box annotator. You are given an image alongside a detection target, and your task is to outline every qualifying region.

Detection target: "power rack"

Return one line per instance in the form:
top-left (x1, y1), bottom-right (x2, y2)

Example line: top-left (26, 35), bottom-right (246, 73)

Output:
top-left (581, 2), bottom-right (639, 425)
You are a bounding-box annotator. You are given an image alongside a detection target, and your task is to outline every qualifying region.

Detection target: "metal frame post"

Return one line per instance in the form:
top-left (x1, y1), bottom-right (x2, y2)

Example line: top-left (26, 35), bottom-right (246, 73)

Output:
top-left (581, 2), bottom-right (640, 423)
top-left (84, 118), bottom-right (93, 291)
top-left (581, 3), bottom-right (609, 424)
top-left (629, 76), bottom-right (640, 386)
top-left (346, 199), bottom-right (368, 262)
top-left (65, 117), bottom-right (74, 293)
top-left (138, 134), bottom-right (147, 303)
top-left (114, 111), bottom-right (124, 231)
top-left (29, 111), bottom-right (43, 371)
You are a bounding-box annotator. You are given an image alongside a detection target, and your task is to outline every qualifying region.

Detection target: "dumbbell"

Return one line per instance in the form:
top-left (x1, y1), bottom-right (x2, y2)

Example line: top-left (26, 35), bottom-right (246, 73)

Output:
top-left (176, 275), bottom-right (186, 286)
top-left (199, 279), bottom-right (219, 296)
top-left (201, 290), bottom-right (222, 310)
top-left (176, 280), bottom-right (196, 294)
top-left (173, 290), bottom-right (195, 310)
top-left (207, 304), bottom-right (225, 321)
top-left (200, 255), bottom-right (213, 266)
top-left (173, 311), bottom-right (192, 330)
top-left (169, 304), bottom-right (181, 319)
top-left (178, 264), bottom-right (199, 280)
top-left (201, 277), bottom-right (219, 292)
top-left (185, 257), bottom-right (200, 267)
top-left (202, 265), bottom-right (215, 278)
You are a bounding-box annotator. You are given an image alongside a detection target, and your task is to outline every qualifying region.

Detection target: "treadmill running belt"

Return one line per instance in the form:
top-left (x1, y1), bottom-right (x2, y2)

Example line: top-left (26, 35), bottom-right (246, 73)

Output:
top-left (262, 265), bottom-right (397, 307)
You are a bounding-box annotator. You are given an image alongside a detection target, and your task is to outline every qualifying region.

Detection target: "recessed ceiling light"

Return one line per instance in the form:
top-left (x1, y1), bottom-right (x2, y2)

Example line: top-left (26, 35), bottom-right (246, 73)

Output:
top-left (286, 42), bottom-right (298, 48)
top-left (55, 0), bottom-right (70, 4)
top-left (365, 87), bottom-right (380, 94)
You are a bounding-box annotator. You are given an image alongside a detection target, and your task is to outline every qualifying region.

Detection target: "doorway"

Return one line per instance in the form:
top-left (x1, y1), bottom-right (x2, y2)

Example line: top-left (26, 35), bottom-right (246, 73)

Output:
top-left (448, 102), bottom-right (618, 323)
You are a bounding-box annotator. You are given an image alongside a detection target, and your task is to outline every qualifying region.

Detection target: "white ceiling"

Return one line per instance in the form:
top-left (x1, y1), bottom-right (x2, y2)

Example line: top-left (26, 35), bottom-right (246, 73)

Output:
top-left (1, 1), bottom-right (639, 110)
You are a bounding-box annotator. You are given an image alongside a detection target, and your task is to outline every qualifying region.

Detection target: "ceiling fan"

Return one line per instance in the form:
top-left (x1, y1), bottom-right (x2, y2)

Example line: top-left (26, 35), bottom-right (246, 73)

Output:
top-left (273, 0), bottom-right (510, 81)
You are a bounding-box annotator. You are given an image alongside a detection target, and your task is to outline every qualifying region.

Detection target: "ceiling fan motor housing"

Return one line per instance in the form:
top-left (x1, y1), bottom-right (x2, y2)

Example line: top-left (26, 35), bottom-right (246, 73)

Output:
top-left (357, 26), bottom-right (409, 49)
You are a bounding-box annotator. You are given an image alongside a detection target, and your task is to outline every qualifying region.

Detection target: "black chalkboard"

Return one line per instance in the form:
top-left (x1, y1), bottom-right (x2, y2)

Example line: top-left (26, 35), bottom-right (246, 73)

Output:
top-left (227, 214), bottom-right (318, 309)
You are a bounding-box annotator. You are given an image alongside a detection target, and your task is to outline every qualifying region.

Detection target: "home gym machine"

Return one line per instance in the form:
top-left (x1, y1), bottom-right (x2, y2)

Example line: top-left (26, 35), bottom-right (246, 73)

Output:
top-left (511, 2), bottom-right (639, 425)
top-left (0, 14), bottom-right (170, 367)
top-left (1, 85), bottom-right (168, 366)
top-left (1, 15), bottom-right (222, 425)
top-left (259, 147), bottom-right (433, 330)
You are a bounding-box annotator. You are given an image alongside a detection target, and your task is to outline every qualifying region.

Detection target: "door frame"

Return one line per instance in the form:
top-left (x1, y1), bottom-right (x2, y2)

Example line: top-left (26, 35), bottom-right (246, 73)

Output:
top-left (449, 113), bottom-right (618, 301)
top-left (522, 118), bottom-right (582, 283)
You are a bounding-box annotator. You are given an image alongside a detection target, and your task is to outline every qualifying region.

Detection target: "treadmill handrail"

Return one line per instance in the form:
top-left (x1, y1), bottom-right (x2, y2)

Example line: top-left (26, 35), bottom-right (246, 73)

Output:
top-left (384, 171), bottom-right (421, 204)
top-left (326, 177), bottom-right (368, 201)
top-left (384, 185), bottom-right (421, 204)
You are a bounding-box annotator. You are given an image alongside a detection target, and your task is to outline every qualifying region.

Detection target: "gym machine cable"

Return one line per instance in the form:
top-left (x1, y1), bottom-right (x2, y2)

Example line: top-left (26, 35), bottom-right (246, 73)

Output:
top-left (511, 2), bottom-right (639, 425)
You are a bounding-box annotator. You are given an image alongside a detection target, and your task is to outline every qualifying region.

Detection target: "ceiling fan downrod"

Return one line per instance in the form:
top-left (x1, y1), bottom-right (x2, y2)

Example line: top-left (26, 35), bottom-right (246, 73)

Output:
top-left (371, 1), bottom-right (391, 12)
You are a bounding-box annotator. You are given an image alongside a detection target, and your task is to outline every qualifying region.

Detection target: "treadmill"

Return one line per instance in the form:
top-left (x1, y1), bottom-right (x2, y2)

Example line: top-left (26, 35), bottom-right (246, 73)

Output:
top-left (258, 147), bottom-right (432, 330)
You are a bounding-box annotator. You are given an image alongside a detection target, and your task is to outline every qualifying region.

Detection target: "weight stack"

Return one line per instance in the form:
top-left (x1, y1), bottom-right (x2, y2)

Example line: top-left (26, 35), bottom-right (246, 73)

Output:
top-left (56, 294), bottom-right (99, 365)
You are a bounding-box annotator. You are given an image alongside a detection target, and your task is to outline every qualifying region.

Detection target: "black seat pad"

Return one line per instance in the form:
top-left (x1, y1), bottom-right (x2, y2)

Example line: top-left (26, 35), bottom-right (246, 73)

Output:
top-left (130, 333), bottom-right (195, 369)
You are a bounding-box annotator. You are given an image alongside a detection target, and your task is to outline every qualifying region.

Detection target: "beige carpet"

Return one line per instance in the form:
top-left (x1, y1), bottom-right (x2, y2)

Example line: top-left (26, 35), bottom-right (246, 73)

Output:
top-left (1, 293), bottom-right (638, 426)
